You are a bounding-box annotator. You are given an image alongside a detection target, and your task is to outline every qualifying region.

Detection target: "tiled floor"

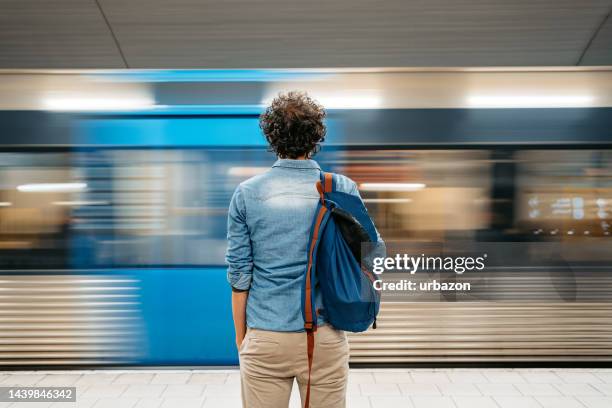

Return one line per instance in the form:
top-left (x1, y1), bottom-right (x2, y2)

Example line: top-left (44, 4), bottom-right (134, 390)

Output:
top-left (0, 368), bottom-right (611, 407)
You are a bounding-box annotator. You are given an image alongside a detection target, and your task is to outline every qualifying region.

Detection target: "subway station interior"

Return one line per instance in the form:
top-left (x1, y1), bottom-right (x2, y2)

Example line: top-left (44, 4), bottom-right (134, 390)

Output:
top-left (1, 1), bottom-right (612, 408)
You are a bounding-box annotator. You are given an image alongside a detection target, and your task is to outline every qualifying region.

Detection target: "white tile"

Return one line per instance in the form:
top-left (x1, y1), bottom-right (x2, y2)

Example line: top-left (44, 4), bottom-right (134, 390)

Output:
top-left (75, 374), bottom-right (118, 386)
top-left (556, 372), bottom-right (602, 384)
top-left (399, 383), bottom-right (441, 396)
top-left (592, 383), bottom-right (612, 396)
top-left (446, 371), bottom-right (488, 383)
top-left (162, 385), bottom-right (205, 398)
top-left (346, 382), bottom-right (361, 396)
top-left (225, 373), bottom-right (241, 385)
top-left (554, 383), bottom-right (602, 396)
top-left (594, 373), bottom-right (612, 383)
top-left (370, 396), bottom-right (413, 408)
top-left (201, 397), bottom-right (242, 408)
top-left (476, 383), bottom-right (521, 396)
top-left (133, 399), bottom-right (162, 408)
top-left (521, 372), bottom-right (562, 384)
top-left (346, 396), bottom-right (371, 408)
top-left (188, 373), bottom-right (227, 385)
top-left (578, 396), bottom-right (612, 408)
top-left (483, 371), bottom-right (526, 384)
top-left (51, 397), bottom-right (97, 408)
top-left (84, 385), bottom-right (127, 398)
top-left (439, 383), bottom-right (481, 396)
top-left (535, 396), bottom-right (584, 408)
top-left (6, 403), bottom-right (52, 408)
top-left (348, 372), bottom-right (375, 384)
top-left (92, 398), bottom-right (138, 408)
top-left (37, 375), bottom-right (82, 387)
top-left (494, 396), bottom-right (542, 408)
top-left (453, 396), bottom-right (498, 408)
top-left (202, 383), bottom-right (240, 396)
top-left (122, 385), bottom-right (166, 398)
top-left (411, 372), bottom-right (451, 384)
top-left (515, 384), bottom-right (561, 397)
top-left (158, 398), bottom-right (205, 408)
top-left (360, 383), bottom-right (401, 396)
top-left (1, 374), bottom-right (45, 385)
top-left (151, 373), bottom-right (191, 385)
top-left (411, 396), bottom-right (456, 408)
top-left (113, 374), bottom-right (154, 385)
top-left (373, 372), bottom-right (413, 383)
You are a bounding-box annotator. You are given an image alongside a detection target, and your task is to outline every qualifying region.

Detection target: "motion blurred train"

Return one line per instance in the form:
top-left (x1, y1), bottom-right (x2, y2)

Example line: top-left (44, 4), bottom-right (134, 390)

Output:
top-left (0, 68), bottom-right (611, 366)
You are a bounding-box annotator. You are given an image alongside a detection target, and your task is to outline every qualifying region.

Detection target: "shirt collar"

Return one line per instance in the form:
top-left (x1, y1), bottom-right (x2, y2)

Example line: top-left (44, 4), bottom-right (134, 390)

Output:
top-left (272, 158), bottom-right (321, 170)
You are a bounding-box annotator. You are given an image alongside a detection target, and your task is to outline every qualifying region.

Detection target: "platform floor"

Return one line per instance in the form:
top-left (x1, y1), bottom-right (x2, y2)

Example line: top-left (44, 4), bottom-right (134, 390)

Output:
top-left (0, 368), bottom-right (612, 408)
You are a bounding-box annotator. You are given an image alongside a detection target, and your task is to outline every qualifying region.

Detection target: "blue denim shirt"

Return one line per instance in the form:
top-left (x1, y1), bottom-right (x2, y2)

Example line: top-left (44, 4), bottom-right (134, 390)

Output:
top-left (226, 158), bottom-right (375, 332)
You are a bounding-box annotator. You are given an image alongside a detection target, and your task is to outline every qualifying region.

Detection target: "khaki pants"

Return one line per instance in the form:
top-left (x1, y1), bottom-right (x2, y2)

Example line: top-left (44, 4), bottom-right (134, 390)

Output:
top-left (239, 325), bottom-right (349, 408)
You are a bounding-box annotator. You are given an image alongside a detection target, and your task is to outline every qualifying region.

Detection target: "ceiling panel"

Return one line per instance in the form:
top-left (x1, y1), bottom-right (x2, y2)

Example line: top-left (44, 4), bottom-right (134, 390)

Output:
top-left (0, 0), bottom-right (125, 68)
top-left (0, 0), bottom-right (610, 68)
top-left (98, 0), bottom-right (612, 68)
top-left (580, 13), bottom-right (612, 65)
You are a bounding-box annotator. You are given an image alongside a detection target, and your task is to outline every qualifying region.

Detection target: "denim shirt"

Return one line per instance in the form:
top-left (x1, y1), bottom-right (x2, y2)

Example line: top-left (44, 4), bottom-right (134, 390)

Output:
top-left (226, 158), bottom-right (378, 332)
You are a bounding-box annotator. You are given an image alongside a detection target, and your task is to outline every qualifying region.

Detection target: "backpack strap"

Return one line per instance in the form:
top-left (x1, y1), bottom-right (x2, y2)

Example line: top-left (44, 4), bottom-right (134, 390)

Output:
top-left (304, 171), bottom-right (333, 408)
top-left (304, 204), bottom-right (326, 408)
top-left (316, 171), bottom-right (334, 203)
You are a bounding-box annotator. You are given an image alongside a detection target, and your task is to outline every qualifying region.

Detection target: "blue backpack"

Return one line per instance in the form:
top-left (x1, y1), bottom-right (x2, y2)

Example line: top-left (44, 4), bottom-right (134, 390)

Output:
top-left (301, 171), bottom-right (381, 407)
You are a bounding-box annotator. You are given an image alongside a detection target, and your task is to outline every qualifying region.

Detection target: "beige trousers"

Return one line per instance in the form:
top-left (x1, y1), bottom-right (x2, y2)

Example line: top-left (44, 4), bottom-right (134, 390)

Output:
top-left (239, 325), bottom-right (349, 408)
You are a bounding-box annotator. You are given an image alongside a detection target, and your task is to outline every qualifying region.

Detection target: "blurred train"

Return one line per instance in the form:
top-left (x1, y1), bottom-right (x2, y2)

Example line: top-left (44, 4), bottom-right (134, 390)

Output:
top-left (0, 68), bottom-right (611, 366)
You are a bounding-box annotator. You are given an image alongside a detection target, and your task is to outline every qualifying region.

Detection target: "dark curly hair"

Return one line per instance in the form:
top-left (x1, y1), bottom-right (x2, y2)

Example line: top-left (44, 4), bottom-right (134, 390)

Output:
top-left (259, 91), bottom-right (326, 159)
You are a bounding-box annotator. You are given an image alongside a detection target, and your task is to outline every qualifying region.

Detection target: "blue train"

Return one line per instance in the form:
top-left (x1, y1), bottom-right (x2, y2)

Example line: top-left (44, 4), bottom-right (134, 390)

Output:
top-left (1, 68), bottom-right (611, 366)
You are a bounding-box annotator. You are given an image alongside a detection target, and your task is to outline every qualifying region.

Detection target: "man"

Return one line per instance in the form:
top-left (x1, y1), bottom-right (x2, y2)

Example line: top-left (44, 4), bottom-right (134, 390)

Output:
top-left (226, 91), bottom-right (379, 408)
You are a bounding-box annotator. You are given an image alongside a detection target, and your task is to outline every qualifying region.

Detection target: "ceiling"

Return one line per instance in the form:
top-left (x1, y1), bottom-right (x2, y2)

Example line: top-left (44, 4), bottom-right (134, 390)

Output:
top-left (0, 0), bottom-right (611, 68)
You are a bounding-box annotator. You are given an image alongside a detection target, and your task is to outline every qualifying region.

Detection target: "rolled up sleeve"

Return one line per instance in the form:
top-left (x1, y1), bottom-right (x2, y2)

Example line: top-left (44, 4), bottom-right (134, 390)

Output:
top-left (225, 185), bottom-right (253, 291)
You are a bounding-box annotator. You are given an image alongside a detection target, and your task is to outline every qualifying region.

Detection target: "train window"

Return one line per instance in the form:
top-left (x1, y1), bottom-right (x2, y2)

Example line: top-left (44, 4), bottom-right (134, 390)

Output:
top-left (0, 152), bottom-right (74, 268)
top-left (516, 150), bottom-right (612, 238)
top-left (70, 148), bottom-right (276, 268)
top-left (318, 149), bottom-right (492, 242)
top-left (2, 148), bottom-right (609, 269)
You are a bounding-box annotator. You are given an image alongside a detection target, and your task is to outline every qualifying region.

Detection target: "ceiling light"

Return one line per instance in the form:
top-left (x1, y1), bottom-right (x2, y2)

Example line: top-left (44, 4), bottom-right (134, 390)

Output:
top-left (360, 183), bottom-right (425, 192)
top-left (466, 94), bottom-right (594, 108)
top-left (53, 200), bottom-right (109, 206)
top-left (17, 183), bottom-right (88, 193)
top-left (363, 198), bottom-right (413, 203)
top-left (42, 97), bottom-right (155, 111)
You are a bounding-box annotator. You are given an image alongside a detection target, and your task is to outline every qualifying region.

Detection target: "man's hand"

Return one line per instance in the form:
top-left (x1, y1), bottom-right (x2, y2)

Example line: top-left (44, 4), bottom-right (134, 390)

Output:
top-left (236, 336), bottom-right (244, 351)
top-left (232, 290), bottom-right (248, 352)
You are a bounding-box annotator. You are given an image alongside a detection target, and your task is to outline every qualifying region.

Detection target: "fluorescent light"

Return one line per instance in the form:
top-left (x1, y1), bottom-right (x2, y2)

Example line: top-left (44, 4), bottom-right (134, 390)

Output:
top-left (363, 198), bottom-right (412, 203)
top-left (466, 94), bottom-right (594, 108)
top-left (17, 183), bottom-right (87, 193)
top-left (360, 183), bottom-right (425, 192)
top-left (315, 94), bottom-right (382, 109)
top-left (0, 202), bottom-right (12, 207)
top-left (261, 91), bottom-right (382, 109)
top-left (42, 97), bottom-right (155, 111)
top-left (53, 200), bottom-right (109, 206)
top-left (228, 167), bottom-right (269, 177)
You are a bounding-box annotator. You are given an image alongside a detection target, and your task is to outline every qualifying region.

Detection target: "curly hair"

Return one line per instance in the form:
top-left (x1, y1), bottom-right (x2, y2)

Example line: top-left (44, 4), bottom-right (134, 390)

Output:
top-left (259, 91), bottom-right (326, 159)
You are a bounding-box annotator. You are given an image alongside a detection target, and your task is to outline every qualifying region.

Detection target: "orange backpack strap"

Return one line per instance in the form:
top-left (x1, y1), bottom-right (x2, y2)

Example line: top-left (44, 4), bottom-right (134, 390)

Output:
top-left (304, 207), bottom-right (325, 407)
top-left (304, 329), bottom-right (315, 408)
top-left (324, 172), bottom-right (333, 193)
top-left (316, 172), bottom-right (333, 204)
top-left (304, 174), bottom-right (330, 408)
